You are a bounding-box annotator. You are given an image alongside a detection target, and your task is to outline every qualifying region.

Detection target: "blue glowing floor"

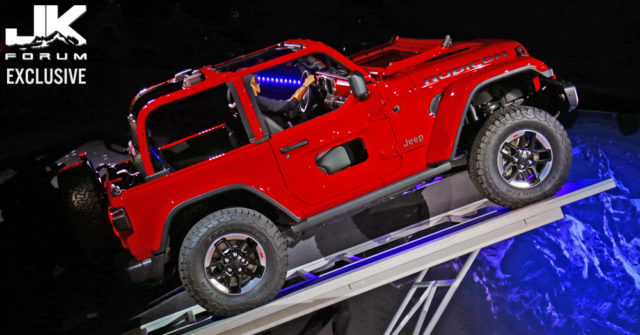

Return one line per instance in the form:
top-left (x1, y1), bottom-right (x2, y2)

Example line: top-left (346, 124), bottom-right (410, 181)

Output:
top-left (437, 111), bottom-right (640, 335)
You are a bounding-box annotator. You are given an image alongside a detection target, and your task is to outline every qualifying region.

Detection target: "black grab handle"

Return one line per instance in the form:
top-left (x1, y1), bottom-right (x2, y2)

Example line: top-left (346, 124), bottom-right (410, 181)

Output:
top-left (280, 139), bottom-right (309, 154)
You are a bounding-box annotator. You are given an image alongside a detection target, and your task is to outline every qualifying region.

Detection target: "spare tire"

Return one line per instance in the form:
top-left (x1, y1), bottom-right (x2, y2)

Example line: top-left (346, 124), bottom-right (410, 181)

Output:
top-left (58, 163), bottom-right (119, 263)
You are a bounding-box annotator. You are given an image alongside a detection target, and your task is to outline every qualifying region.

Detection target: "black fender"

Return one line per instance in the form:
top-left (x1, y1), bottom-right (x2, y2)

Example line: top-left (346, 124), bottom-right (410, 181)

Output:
top-left (155, 184), bottom-right (301, 255)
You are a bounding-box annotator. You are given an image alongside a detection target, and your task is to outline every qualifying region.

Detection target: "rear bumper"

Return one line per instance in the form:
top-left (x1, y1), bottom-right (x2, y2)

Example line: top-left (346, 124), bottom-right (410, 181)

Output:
top-left (127, 252), bottom-right (167, 282)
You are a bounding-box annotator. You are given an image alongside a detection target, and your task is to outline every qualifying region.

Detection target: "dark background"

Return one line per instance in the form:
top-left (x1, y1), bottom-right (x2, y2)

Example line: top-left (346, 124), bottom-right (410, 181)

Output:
top-left (0, 1), bottom-right (639, 334)
top-left (0, 0), bottom-right (638, 160)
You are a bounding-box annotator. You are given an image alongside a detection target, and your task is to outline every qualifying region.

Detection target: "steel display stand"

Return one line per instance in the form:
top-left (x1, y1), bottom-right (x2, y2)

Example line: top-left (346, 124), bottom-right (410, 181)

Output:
top-left (384, 250), bottom-right (479, 335)
top-left (125, 179), bottom-right (615, 335)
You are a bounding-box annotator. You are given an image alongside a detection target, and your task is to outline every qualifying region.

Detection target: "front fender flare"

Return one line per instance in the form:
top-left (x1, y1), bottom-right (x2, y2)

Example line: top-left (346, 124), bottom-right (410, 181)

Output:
top-left (425, 64), bottom-right (543, 164)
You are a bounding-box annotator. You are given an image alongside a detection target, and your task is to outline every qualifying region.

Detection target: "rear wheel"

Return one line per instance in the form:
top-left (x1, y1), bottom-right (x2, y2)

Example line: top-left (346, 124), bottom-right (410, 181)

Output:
top-left (468, 105), bottom-right (572, 208)
top-left (179, 208), bottom-right (288, 316)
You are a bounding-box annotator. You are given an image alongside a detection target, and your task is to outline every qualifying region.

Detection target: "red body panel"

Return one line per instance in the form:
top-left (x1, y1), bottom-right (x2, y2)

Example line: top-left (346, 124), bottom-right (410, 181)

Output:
top-left (107, 37), bottom-right (553, 261)
top-left (109, 142), bottom-right (310, 260)
top-left (266, 85), bottom-right (401, 209)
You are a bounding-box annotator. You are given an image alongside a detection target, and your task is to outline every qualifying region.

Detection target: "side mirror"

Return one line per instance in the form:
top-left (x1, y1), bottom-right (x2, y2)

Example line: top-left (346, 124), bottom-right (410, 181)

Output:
top-left (348, 71), bottom-right (369, 100)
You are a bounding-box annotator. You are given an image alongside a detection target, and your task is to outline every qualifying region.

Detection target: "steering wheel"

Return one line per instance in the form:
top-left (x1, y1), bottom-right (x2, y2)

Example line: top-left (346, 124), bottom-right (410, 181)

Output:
top-left (299, 71), bottom-right (312, 113)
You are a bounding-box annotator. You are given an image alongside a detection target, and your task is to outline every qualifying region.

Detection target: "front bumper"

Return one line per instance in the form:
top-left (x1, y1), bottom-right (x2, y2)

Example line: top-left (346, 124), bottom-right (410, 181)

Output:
top-left (541, 78), bottom-right (579, 114)
top-left (562, 82), bottom-right (579, 112)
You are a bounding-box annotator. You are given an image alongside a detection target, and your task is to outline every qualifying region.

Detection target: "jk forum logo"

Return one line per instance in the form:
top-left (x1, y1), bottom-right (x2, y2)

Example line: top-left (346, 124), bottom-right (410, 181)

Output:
top-left (3, 5), bottom-right (88, 85)
top-left (6, 5), bottom-right (87, 49)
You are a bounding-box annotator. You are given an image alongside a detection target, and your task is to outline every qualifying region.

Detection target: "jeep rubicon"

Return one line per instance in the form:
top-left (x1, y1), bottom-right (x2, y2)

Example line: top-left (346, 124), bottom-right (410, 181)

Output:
top-left (58, 36), bottom-right (578, 315)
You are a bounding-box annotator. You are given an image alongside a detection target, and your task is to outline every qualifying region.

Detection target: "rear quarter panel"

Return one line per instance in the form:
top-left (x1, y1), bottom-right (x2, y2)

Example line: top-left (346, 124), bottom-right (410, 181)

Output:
top-left (110, 142), bottom-right (308, 260)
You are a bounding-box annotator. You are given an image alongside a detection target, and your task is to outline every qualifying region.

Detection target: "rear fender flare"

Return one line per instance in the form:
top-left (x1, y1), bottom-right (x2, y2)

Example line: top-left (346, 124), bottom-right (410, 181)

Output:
top-left (156, 184), bottom-right (301, 255)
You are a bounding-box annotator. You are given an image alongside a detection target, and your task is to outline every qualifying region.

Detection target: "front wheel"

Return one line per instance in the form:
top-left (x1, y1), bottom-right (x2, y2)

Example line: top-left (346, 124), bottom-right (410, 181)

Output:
top-left (468, 105), bottom-right (572, 208)
top-left (178, 208), bottom-right (288, 316)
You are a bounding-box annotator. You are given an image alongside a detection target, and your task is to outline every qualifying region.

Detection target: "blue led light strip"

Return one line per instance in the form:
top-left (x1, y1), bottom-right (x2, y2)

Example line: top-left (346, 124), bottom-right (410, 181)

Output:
top-left (256, 75), bottom-right (302, 86)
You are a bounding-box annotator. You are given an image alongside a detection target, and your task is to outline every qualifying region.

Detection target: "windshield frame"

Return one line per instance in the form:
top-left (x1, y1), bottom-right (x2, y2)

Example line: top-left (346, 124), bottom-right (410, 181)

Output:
top-left (212, 43), bottom-right (302, 73)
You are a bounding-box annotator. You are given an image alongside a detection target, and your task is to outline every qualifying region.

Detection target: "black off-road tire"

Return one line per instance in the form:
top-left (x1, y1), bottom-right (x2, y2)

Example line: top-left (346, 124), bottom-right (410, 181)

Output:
top-left (58, 164), bottom-right (120, 263)
top-left (179, 208), bottom-right (288, 316)
top-left (468, 105), bottom-right (572, 208)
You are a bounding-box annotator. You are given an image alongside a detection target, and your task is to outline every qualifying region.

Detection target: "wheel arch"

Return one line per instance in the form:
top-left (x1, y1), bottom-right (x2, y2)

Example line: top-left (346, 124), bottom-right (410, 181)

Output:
top-left (156, 185), bottom-right (300, 257)
top-left (426, 65), bottom-right (546, 164)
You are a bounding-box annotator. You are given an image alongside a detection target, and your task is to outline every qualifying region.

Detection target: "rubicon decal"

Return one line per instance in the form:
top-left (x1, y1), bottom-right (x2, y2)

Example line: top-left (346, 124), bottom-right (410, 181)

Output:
top-left (2, 5), bottom-right (88, 85)
top-left (424, 51), bottom-right (507, 86)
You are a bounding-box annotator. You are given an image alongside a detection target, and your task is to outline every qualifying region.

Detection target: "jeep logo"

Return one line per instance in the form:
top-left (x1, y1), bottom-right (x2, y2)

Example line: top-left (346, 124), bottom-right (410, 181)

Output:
top-left (403, 134), bottom-right (424, 148)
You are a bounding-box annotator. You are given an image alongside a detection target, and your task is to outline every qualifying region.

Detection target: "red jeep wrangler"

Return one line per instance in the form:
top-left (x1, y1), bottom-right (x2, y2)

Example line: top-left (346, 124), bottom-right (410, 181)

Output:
top-left (58, 36), bottom-right (577, 315)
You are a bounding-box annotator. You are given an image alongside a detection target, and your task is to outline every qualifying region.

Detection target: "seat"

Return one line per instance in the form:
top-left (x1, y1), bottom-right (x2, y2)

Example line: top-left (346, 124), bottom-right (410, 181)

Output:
top-left (263, 115), bottom-right (285, 134)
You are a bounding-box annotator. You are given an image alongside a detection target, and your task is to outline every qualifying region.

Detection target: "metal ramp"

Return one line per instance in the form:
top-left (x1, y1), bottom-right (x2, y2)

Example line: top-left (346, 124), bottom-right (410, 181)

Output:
top-left (127, 178), bottom-right (615, 335)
